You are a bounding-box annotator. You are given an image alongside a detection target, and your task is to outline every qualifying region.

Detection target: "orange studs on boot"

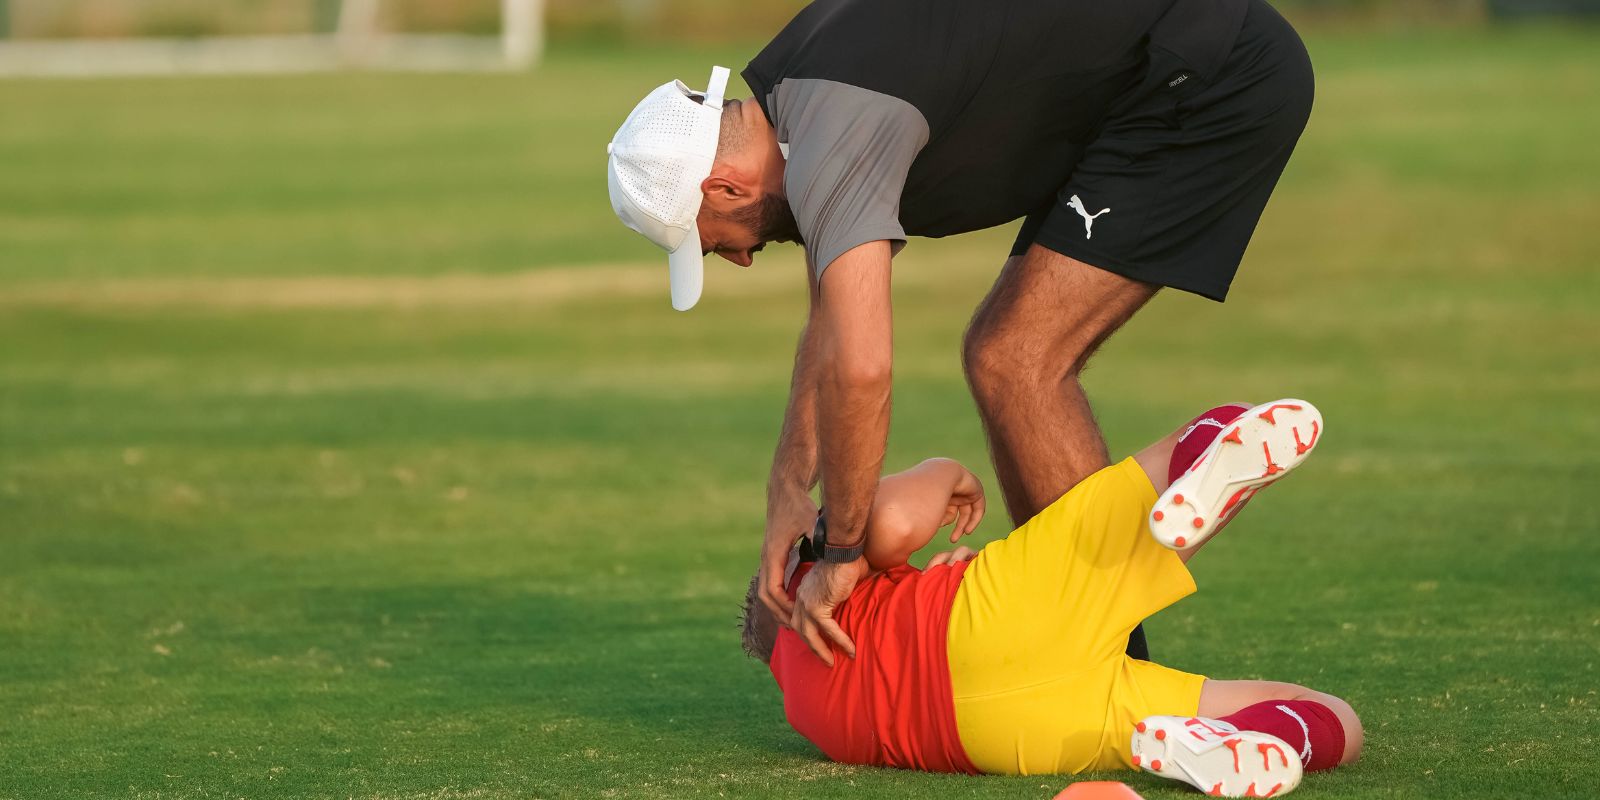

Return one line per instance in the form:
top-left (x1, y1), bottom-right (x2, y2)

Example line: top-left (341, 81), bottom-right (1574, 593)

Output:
top-left (1258, 402), bottom-right (1303, 426)
top-left (1261, 442), bottom-right (1282, 475)
top-left (1293, 420), bottom-right (1320, 455)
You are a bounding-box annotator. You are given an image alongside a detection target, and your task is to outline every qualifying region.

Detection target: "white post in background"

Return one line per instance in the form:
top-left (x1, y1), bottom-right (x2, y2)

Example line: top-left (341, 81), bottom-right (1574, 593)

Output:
top-left (503, 0), bottom-right (543, 69)
top-left (338, 0), bottom-right (381, 66)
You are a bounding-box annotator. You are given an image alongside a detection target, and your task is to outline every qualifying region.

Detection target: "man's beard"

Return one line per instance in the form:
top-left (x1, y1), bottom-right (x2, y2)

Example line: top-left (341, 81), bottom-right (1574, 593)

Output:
top-left (722, 193), bottom-right (803, 247)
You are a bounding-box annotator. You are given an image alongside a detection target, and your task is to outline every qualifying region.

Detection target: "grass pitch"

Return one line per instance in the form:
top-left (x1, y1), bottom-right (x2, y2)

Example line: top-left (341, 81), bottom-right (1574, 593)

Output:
top-left (2, 24), bottom-right (1598, 800)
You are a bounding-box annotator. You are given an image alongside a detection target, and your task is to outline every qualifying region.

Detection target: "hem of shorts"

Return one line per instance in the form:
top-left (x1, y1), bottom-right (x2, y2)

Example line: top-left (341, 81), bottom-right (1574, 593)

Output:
top-left (1115, 457), bottom-right (1199, 601)
top-left (1025, 235), bottom-right (1234, 303)
top-left (1116, 455), bottom-right (1160, 506)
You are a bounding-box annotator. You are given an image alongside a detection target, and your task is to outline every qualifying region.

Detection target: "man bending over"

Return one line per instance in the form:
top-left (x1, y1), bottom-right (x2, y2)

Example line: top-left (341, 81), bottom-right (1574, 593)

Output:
top-left (741, 399), bottom-right (1361, 797)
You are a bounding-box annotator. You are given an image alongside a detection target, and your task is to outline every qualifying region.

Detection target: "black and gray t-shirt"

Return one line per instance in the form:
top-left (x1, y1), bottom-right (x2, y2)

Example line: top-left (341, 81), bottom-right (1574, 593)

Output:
top-left (742, 0), bottom-right (1247, 277)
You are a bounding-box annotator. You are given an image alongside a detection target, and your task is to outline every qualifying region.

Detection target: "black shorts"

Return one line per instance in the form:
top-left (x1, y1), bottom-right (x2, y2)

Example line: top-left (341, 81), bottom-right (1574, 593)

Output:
top-left (1011, 0), bottom-right (1315, 301)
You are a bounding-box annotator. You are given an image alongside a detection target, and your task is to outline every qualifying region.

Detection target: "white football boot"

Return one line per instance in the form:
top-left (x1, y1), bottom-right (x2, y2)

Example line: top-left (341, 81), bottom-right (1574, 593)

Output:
top-left (1131, 715), bottom-right (1304, 797)
top-left (1149, 399), bottom-right (1323, 551)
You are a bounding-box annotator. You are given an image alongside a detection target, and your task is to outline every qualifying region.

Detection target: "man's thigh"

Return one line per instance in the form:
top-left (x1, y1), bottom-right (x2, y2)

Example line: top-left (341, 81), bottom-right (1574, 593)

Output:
top-left (968, 244), bottom-right (1156, 378)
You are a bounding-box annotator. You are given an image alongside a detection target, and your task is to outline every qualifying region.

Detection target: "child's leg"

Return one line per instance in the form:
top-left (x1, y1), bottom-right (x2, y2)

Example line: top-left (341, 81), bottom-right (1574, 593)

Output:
top-left (860, 458), bottom-right (980, 569)
top-left (1199, 679), bottom-right (1365, 768)
top-left (1132, 402), bottom-right (1254, 563)
top-left (1129, 679), bottom-right (1360, 797)
top-left (1132, 402), bottom-right (1255, 495)
top-left (1145, 399), bottom-right (1324, 554)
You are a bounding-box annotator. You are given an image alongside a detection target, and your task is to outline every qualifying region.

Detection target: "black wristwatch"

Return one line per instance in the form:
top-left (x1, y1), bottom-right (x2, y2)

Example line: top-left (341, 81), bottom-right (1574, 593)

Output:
top-left (812, 508), bottom-right (866, 564)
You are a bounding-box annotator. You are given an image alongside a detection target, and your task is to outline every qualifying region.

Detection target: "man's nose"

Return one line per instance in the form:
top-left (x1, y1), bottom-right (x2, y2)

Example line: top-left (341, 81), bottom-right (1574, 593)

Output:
top-left (718, 250), bottom-right (754, 268)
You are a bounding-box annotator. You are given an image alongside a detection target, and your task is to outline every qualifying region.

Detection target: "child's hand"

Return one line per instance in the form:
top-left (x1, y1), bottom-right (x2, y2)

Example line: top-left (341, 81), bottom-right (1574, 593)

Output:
top-left (941, 467), bottom-right (986, 542)
top-left (926, 545), bottom-right (980, 567)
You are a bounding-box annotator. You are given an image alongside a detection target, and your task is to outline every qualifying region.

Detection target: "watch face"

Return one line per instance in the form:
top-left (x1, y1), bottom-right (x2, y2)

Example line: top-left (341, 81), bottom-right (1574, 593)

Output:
top-left (811, 512), bottom-right (827, 549)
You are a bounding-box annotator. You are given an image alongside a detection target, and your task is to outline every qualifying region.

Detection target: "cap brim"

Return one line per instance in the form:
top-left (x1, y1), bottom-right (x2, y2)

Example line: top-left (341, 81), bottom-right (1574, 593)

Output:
top-left (666, 223), bottom-right (704, 311)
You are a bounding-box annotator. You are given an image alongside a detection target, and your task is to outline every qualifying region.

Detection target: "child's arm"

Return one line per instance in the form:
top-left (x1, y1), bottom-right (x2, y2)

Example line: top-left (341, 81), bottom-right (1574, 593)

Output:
top-left (861, 458), bottom-right (985, 570)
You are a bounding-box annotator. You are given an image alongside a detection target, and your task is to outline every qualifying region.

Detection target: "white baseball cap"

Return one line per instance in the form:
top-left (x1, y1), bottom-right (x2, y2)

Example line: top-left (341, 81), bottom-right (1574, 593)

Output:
top-left (607, 66), bottom-right (732, 311)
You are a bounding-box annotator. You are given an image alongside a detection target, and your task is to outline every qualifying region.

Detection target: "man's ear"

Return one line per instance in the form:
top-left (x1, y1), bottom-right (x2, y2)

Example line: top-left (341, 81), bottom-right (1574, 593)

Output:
top-left (701, 173), bottom-right (749, 208)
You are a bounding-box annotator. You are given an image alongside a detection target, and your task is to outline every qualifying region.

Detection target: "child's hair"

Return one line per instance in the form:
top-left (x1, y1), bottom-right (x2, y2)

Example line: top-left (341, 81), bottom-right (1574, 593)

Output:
top-left (741, 571), bottom-right (780, 664)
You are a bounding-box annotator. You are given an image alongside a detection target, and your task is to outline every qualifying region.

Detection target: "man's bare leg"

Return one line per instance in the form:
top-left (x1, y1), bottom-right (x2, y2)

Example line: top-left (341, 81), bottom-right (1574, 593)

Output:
top-left (963, 245), bottom-right (1157, 527)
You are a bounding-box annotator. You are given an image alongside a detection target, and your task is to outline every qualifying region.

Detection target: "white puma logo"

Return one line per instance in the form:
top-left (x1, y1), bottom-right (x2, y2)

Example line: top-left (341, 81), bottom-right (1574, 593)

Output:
top-left (1067, 194), bottom-right (1111, 239)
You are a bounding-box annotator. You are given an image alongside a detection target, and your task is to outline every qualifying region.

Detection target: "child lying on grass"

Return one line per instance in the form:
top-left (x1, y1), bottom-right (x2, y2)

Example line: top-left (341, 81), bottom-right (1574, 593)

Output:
top-left (742, 399), bottom-right (1361, 797)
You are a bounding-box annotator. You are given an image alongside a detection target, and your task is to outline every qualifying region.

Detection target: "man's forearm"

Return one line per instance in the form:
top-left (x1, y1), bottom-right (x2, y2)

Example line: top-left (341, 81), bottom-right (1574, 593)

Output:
top-left (816, 356), bottom-right (891, 549)
top-left (767, 314), bottom-right (824, 509)
top-left (757, 305), bottom-right (828, 622)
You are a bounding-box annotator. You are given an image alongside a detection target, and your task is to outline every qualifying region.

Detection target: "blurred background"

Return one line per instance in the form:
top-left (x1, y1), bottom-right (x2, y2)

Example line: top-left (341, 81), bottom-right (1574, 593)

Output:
top-left (1, 2), bottom-right (1596, 799)
top-left (3, 0), bottom-right (1591, 40)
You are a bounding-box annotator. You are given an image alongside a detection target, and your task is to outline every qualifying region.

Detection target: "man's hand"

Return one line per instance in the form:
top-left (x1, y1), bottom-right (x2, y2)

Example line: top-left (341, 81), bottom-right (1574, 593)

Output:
top-left (941, 466), bottom-right (987, 543)
top-left (759, 485), bottom-right (818, 622)
top-left (790, 556), bottom-right (870, 667)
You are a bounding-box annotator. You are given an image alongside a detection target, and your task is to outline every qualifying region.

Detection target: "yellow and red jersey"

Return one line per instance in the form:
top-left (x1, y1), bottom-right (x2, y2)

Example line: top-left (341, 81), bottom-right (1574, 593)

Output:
top-left (768, 561), bottom-right (979, 774)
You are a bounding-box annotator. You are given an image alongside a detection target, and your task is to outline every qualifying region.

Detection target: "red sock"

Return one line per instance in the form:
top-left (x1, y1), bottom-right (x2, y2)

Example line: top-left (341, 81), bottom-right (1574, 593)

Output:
top-left (1219, 700), bottom-right (1347, 771)
top-left (1168, 403), bottom-right (1252, 484)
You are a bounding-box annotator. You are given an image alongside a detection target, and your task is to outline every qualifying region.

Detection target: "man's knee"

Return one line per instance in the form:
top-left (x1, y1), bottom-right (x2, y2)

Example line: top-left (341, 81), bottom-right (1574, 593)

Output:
top-left (962, 305), bottom-right (1092, 400)
top-left (963, 250), bottom-right (1153, 400)
top-left (961, 312), bottom-right (1010, 398)
top-left (964, 334), bottom-right (1059, 415)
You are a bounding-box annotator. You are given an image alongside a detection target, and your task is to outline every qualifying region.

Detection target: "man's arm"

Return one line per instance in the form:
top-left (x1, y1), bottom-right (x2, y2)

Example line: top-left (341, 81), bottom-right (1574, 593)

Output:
top-left (789, 240), bottom-right (894, 665)
top-left (817, 240), bottom-right (894, 549)
top-left (757, 279), bottom-right (826, 622)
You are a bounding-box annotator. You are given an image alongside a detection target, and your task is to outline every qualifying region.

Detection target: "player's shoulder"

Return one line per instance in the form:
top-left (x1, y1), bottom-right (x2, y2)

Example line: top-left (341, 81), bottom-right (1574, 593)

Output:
top-left (875, 563), bottom-right (923, 582)
top-left (768, 79), bottom-right (929, 141)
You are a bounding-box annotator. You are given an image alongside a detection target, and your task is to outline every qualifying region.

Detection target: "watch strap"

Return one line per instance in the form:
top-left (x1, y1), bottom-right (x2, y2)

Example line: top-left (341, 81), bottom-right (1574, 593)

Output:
top-left (813, 509), bottom-right (866, 563)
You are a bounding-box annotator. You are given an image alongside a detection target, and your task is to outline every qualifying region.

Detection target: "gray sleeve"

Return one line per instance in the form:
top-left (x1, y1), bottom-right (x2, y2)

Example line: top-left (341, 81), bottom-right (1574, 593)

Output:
top-left (770, 79), bottom-right (930, 279)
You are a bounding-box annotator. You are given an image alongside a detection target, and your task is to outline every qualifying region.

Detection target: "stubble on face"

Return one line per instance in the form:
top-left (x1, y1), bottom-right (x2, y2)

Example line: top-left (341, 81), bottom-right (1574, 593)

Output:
top-left (722, 192), bottom-right (803, 247)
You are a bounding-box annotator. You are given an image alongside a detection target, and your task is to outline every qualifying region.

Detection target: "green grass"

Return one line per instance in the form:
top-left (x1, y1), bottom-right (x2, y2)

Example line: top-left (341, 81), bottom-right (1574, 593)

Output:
top-left (2, 23), bottom-right (1599, 800)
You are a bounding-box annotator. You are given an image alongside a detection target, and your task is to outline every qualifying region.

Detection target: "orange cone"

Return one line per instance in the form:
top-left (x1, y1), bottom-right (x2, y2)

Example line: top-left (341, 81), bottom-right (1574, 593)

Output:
top-left (1052, 781), bottom-right (1146, 800)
